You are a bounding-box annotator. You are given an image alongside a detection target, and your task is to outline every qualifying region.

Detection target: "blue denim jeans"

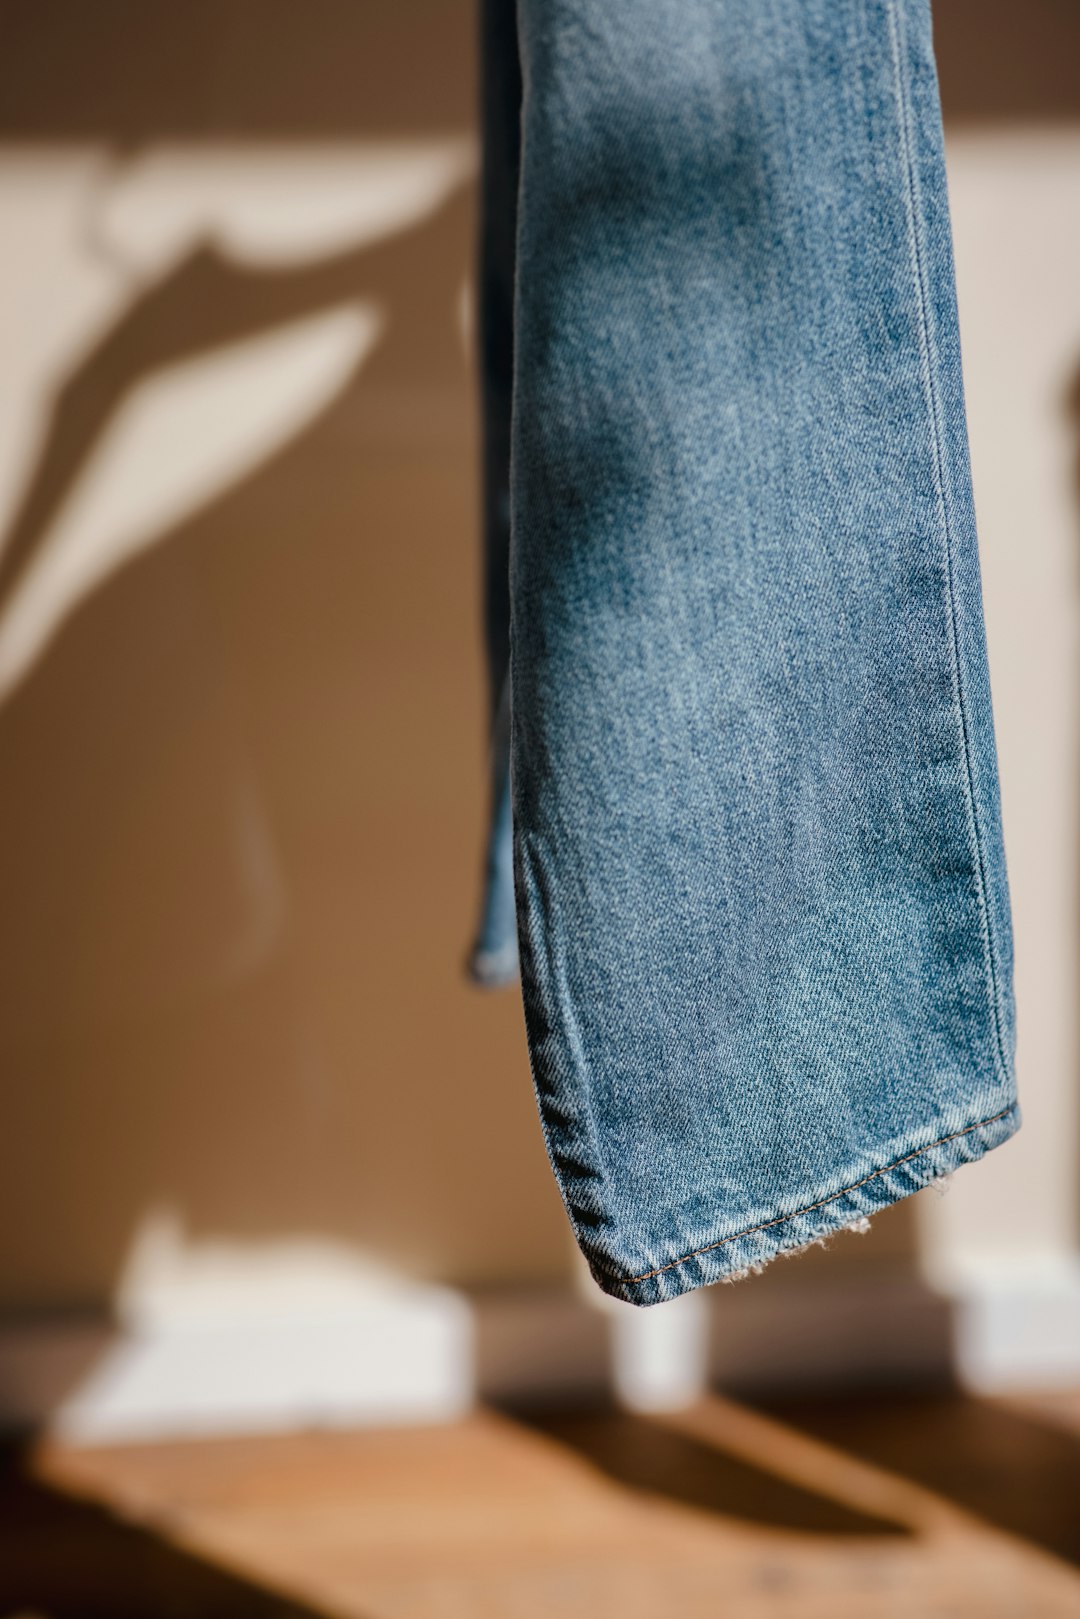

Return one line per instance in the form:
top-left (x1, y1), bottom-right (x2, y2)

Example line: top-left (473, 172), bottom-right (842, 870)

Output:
top-left (472, 0), bottom-right (1019, 1304)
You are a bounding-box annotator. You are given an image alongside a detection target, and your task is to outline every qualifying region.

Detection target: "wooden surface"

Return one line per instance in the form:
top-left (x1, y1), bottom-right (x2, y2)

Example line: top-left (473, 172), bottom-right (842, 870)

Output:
top-left (2, 1391), bottom-right (1080, 1617)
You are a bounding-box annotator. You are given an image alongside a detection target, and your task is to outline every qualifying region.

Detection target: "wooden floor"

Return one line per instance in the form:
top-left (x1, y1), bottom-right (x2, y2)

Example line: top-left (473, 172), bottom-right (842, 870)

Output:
top-left (3, 1390), bottom-right (1080, 1617)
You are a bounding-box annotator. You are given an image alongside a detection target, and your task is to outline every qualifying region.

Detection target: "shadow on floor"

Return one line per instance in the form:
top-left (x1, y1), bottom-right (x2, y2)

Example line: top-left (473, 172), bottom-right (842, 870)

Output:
top-left (762, 1391), bottom-right (1080, 1569)
top-left (505, 1402), bottom-right (912, 1539)
top-left (0, 1443), bottom-right (341, 1619)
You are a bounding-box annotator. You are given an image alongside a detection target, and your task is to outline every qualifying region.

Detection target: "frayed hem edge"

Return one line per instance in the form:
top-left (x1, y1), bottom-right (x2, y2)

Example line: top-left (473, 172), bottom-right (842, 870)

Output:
top-left (590, 1098), bottom-right (1020, 1307)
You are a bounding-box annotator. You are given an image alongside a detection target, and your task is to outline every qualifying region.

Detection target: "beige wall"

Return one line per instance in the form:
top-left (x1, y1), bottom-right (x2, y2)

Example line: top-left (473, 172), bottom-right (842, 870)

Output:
top-left (0, 1), bottom-right (1076, 1322)
top-left (0, 0), bottom-right (573, 1315)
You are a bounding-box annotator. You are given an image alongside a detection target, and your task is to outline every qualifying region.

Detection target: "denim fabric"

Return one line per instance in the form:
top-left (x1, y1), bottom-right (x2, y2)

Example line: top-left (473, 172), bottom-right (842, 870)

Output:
top-left (470, 0), bottom-right (522, 988)
top-left (473, 0), bottom-right (1019, 1303)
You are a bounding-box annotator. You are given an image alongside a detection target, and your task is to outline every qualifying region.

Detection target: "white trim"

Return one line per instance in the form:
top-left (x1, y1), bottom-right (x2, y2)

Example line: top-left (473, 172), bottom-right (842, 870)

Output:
top-left (925, 1252), bottom-right (1080, 1393)
top-left (4, 1263), bottom-right (1079, 1442)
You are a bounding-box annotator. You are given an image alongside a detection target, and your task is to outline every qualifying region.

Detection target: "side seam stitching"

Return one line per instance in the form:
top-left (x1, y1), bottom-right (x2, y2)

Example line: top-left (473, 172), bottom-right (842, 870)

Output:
top-left (885, 0), bottom-right (1011, 1086)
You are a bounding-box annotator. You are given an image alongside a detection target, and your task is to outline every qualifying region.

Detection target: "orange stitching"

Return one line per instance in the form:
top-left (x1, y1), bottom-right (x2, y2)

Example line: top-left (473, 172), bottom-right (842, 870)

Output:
top-left (621, 1104), bottom-right (1015, 1287)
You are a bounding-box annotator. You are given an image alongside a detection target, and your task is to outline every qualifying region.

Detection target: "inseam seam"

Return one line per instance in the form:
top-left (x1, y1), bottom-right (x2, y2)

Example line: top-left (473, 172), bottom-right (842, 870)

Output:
top-left (620, 1102), bottom-right (1015, 1286)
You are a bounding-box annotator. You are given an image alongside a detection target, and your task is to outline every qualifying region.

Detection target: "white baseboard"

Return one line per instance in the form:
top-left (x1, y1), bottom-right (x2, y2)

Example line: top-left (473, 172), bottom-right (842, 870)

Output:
top-left (3, 1260), bottom-right (1078, 1443)
top-left (926, 1253), bottom-right (1080, 1394)
top-left (0, 1286), bottom-right (474, 1444)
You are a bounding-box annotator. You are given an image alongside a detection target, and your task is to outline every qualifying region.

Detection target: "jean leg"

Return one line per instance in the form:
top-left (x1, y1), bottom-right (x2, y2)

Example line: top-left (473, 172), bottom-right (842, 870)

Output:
top-left (509, 0), bottom-right (1018, 1302)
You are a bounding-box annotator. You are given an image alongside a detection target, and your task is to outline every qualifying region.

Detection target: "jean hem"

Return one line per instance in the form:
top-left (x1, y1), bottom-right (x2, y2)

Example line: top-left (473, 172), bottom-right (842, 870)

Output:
top-left (591, 1098), bottom-right (1021, 1307)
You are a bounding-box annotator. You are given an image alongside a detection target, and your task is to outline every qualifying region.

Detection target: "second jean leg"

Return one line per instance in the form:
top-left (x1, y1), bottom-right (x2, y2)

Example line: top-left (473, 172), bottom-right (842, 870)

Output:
top-left (470, 0), bottom-right (522, 986)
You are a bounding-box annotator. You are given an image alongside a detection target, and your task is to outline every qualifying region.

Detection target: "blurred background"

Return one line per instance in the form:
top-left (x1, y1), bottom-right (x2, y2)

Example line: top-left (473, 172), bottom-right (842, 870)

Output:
top-left (0, 1), bottom-right (1078, 1614)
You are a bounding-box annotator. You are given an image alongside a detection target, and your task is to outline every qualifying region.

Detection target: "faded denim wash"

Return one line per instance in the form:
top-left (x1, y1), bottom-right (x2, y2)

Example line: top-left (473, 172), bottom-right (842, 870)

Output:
top-left (472, 0), bottom-right (1019, 1304)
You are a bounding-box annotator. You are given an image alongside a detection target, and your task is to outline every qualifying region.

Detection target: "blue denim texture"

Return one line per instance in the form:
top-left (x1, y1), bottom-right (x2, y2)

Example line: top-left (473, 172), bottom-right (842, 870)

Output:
top-left (472, 0), bottom-right (1019, 1303)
